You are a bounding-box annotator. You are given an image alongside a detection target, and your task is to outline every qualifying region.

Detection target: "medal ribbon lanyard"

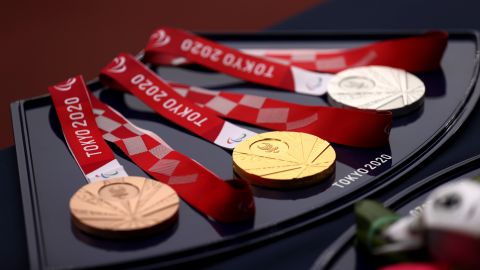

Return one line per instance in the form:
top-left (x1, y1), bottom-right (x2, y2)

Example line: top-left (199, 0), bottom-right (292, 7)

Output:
top-left (168, 82), bottom-right (392, 148)
top-left (100, 53), bottom-right (257, 149)
top-left (48, 77), bottom-right (128, 182)
top-left (144, 27), bottom-right (332, 96)
top-left (101, 53), bottom-right (392, 148)
top-left (49, 75), bottom-right (255, 223)
top-left (146, 30), bottom-right (448, 74)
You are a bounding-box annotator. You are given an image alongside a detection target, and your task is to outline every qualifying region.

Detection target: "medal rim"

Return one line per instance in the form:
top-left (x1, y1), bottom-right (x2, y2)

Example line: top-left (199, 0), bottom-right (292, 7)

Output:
top-left (232, 131), bottom-right (336, 189)
top-left (69, 176), bottom-right (180, 239)
top-left (326, 65), bottom-right (426, 116)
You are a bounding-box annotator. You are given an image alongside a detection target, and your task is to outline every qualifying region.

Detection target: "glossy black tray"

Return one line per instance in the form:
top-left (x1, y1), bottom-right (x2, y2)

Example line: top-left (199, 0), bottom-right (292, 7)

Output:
top-left (11, 31), bottom-right (480, 269)
top-left (313, 154), bottom-right (480, 270)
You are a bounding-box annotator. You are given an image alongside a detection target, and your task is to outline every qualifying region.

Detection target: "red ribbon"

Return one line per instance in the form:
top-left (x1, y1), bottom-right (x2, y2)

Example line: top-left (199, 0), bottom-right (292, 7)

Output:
top-left (101, 54), bottom-right (391, 148)
top-left (144, 27), bottom-right (330, 95)
top-left (145, 28), bottom-right (448, 74)
top-left (49, 75), bottom-right (255, 223)
top-left (48, 77), bottom-right (120, 176)
top-left (169, 82), bottom-right (392, 148)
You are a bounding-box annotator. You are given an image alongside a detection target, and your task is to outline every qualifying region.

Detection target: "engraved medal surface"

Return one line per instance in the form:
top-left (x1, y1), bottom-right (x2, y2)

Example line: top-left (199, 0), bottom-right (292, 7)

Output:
top-left (327, 66), bottom-right (425, 116)
top-left (70, 176), bottom-right (180, 239)
top-left (232, 131), bottom-right (336, 188)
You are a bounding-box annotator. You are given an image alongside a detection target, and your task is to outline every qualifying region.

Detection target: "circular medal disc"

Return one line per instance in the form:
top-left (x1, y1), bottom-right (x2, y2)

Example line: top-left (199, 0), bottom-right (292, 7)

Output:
top-left (232, 131), bottom-right (336, 189)
top-left (327, 65), bottom-right (425, 116)
top-left (70, 176), bottom-right (180, 239)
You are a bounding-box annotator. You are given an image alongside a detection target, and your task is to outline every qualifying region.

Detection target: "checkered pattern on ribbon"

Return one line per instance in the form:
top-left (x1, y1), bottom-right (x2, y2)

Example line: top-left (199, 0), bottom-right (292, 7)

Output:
top-left (157, 50), bottom-right (356, 73)
top-left (169, 82), bottom-right (392, 148)
top-left (93, 101), bottom-right (200, 185)
top-left (170, 82), bottom-right (322, 129)
top-left (89, 93), bottom-right (255, 223)
top-left (144, 28), bottom-right (332, 96)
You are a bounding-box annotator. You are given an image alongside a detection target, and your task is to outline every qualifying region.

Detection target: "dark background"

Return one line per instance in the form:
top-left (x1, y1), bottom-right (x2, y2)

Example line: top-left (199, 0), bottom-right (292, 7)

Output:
top-left (2, 0), bottom-right (480, 269)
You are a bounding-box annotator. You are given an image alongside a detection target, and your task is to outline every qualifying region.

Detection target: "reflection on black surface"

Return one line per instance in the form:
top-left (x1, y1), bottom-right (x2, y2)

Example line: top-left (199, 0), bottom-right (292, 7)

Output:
top-left (334, 144), bottom-right (392, 177)
top-left (418, 69), bottom-right (447, 97)
top-left (207, 217), bottom-right (255, 236)
top-left (48, 106), bottom-right (67, 147)
top-left (248, 173), bottom-right (336, 200)
top-left (391, 103), bottom-right (424, 128)
top-left (389, 69), bottom-right (446, 127)
top-left (206, 179), bottom-right (255, 236)
top-left (71, 220), bottom-right (178, 251)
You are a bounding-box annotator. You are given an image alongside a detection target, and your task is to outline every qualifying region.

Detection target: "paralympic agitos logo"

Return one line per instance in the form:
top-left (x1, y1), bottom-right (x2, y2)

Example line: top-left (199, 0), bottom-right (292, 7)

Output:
top-left (306, 77), bottom-right (323, 91)
top-left (95, 170), bottom-right (120, 179)
top-left (227, 133), bottom-right (247, 144)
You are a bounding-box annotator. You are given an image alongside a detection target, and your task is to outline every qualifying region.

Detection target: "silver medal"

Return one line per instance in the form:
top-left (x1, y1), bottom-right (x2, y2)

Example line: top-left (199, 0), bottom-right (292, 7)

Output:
top-left (327, 66), bottom-right (425, 116)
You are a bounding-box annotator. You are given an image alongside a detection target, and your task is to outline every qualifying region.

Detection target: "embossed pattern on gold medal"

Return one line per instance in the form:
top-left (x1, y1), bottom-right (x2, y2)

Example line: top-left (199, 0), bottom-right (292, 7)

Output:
top-left (70, 176), bottom-right (180, 239)
top-left (232, 131), bottom-right (336, 188)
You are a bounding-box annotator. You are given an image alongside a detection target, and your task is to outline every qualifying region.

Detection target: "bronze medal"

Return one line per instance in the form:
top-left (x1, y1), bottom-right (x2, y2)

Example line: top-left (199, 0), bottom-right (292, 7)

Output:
top-left (70, 176), bottom-right (180, 239)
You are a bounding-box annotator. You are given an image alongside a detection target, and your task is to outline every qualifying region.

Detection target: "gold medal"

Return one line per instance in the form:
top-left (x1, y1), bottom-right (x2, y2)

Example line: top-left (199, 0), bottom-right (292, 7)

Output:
top-left (70, 176), bottom-right (180, 239)
top-left (232, 131), bottom-right (336, 188)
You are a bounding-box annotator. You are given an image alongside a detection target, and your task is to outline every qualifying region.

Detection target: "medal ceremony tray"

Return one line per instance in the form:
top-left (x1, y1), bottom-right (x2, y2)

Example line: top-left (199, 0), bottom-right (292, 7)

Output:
top-left (313, 154), bottom-right (480, 270)
top-left (10, 31), bottom-right (480, 269)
